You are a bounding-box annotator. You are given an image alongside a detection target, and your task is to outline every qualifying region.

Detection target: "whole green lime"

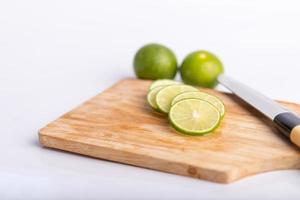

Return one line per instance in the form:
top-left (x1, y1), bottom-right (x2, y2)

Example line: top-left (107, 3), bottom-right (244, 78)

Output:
top-left (133, 44), bottom-right (177, 80)
top-left (180, 51), bottom-right (224, 88)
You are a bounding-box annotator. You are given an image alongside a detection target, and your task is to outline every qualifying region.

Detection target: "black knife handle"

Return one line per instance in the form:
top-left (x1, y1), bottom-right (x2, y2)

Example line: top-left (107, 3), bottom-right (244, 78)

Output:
top-left (274, 112), bottom-right (300, 148)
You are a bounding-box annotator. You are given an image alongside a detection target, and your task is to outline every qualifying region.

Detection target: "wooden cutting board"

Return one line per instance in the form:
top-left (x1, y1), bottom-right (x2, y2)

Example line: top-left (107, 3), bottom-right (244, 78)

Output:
top-left (39, 78), bottom-right (300, 183)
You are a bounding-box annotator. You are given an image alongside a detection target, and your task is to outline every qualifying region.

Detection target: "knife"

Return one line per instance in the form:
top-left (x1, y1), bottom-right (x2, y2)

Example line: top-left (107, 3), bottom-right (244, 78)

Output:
top-left (218, 74), bottom-right (300, 148)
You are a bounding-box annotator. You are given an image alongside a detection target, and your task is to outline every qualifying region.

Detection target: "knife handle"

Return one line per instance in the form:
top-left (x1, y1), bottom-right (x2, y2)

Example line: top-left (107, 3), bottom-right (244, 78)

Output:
top-left (291, 125), bottom-right (300, 148)
top-left (274, 112), bottom-right (300, 148)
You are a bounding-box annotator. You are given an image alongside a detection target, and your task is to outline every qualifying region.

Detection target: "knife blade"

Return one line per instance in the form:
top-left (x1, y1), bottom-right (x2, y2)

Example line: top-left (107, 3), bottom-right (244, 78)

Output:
top-left (218, 74), bottom-right (300, 148)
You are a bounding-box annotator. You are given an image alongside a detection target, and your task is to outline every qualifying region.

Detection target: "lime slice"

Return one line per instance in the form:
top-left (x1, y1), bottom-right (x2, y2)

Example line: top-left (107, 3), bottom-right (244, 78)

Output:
top-left (149, 79), bottom-right (180, 90)
top-left (147, 85), bottom-right (166, 111)
top-left (171, 91), bottom-right (225, 118)
top-left (156, 84), bottom-right (198, 114)
top-left (169, 99), bottom-right (221, 135)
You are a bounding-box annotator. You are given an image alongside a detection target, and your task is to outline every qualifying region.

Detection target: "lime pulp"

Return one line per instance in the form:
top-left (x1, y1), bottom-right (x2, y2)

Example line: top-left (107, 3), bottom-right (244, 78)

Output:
top-left (171, 91), bottom-right (225, 118)
top-left (149, 79), bottom-right (179, 90)
top-left (169, 98), bottom-right (221, 135)
top-left (156, 84), bottom-right (198, 114)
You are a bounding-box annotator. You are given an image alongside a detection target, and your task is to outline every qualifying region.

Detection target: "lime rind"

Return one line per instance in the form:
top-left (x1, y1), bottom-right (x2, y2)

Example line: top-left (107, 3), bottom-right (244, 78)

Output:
top-left (180, 51), bottom-right (224, 88)
top-left (169, 98), bottom-right (221, 135)
top-left (171, 91), bottom-right (225, 118)
top-left (156, 84), bottom-right (198, 114)
top-left (149, 79), bottom-right (180, 91)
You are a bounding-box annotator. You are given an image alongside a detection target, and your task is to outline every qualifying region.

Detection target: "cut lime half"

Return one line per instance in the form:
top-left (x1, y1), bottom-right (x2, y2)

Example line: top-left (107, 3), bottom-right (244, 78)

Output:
top-left (169, 99), bottom-right (221, 135)
top-left (149, 79), bottom-right (180, 90)
top-left (156, 84), bottom-right (198, 114)
top-left (171, 91), bottom-right (225, 118)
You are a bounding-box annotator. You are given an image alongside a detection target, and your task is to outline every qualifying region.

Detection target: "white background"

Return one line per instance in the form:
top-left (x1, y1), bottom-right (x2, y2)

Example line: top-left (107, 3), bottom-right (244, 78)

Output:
top-left (1, 0), bottom-right (300, 199)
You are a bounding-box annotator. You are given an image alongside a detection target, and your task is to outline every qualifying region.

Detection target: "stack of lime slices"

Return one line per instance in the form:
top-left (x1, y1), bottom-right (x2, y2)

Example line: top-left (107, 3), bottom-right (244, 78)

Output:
top-left (147, 79), bottom-right (225, 135)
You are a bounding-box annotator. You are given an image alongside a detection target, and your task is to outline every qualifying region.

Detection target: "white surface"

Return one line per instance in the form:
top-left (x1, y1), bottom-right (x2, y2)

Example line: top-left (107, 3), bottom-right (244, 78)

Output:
top-left (1, 0), bottom-right (300, 199)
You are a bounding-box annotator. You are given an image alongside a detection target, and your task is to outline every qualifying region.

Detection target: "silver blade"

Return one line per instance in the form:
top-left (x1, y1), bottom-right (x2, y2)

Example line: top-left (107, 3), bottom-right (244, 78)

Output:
top-left (218, 74), bottom-right (288, 120)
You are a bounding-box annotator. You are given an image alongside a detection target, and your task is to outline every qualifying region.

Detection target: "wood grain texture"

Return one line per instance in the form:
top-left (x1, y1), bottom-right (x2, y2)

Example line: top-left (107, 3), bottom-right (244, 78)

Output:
top-left (38, 78), bottom-right (300, 183)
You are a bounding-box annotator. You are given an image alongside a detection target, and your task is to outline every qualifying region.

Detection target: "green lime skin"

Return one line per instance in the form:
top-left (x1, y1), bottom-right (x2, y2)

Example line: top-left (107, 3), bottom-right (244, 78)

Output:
top-left (180, 51), bottom-right (224, 88)
top-left (134, 44), bottom-right (177, 80)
